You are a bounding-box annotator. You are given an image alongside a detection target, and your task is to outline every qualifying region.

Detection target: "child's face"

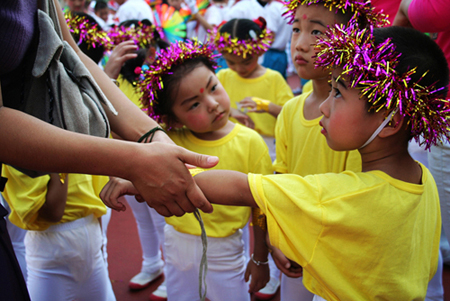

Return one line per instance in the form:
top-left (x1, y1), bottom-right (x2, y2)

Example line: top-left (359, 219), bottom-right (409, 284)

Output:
top-left (170, 65), bottom-right (231, 135)
top-left (319, 68), bottom-right (384, 151)
top-left (222, 53), bottom-right (260, 79)
top-left (68, 0), bottom-right (86, 12)
top-left (168, 0), bottom-right (183, 10)
top-left (290, 4), bottom-right (341, 80)
top-left (96, 8), bottom-right (109, 22)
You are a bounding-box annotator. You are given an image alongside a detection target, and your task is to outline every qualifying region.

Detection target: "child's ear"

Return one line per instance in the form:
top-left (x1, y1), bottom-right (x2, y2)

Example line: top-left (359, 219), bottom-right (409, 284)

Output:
top-left (378, 111), bottom-right (405, 138)
top-left (161, 115), bottom-right (183, 129)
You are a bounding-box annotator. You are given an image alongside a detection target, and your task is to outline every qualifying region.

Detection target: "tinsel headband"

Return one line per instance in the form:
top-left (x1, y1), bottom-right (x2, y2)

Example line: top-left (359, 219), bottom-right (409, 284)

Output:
top-left (209, 24), bottom-right (274, 59)
top-left (137, 40), bottom-right (219, 122)
top-left (314, 22), bottom-right (450, 149)
top-left (65, 13), bottom-right (158, 50)
top-left (106, 23), bottom-right (159, 50)
top-left (65, 12), bottom-right (110, 48)
top-left (282, 0), bottom-right (388, 27)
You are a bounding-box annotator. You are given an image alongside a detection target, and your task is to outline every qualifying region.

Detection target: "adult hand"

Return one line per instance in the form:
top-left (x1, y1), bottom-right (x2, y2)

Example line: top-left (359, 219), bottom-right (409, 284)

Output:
top-left (230, 108), bottom-right (255, 129)
top-left (103, 40), bottom-right (138, 79)
top-left (126, 142), bottom-right (219, 217)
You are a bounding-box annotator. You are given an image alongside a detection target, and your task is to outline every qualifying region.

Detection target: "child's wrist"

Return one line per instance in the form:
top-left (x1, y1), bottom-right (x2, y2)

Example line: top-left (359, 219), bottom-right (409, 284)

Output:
top-left (252, 97), bottom-right (271, 111)
top-left (251, 253), bottom-right (269, 266)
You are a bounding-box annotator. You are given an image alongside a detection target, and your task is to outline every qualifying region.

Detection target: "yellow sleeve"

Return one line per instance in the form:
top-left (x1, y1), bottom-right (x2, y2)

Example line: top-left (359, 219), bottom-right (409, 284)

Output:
top-left (2, 166), bottom-right (50, 229)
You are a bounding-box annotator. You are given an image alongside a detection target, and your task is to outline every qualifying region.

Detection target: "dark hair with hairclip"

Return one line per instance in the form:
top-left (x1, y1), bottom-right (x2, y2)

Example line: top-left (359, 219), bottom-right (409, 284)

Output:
top-left (219, 18), bottom-right (264, 40)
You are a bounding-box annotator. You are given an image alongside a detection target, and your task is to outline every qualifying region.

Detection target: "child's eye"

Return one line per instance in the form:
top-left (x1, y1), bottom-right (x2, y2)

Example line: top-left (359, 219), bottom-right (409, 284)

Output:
top-left (292, 27), bottom-right (300, 34)
top-left (311, 29), bottom-right (322, 36)
top-left (333, 87), bottom-right (342, 98)
top-left (211, 84), bottom-right (217, 92)
top-left (190, 102), bottom-right (200, 110)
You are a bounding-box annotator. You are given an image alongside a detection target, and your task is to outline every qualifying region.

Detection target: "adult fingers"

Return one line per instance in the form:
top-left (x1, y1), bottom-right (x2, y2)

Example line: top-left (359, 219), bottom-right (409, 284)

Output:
top-left (178, 146), bottom-right (219, 169)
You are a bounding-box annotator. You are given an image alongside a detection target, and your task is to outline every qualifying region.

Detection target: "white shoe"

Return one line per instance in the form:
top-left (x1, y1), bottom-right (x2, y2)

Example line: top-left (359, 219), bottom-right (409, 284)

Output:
top-left (149, 280), bottom-right (167, 301)
top-left (129, 268), bottom-right (164, 290)
top-left (254, 277), bottom-right (280, 300)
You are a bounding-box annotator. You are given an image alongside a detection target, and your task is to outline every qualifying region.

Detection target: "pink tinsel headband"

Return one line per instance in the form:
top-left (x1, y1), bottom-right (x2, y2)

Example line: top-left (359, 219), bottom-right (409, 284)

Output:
top-left (314, 22), bottom-right (450, 149)
top-left (136, 40), bottom-right (219, 122)
top-left (282, 0), bottom-right (388, 27)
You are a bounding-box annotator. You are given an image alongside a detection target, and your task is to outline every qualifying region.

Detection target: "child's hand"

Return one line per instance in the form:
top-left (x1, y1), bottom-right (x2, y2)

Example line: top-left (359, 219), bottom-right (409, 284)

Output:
top-left (103, 40), bottom-right (138, 79)
top-left (245, 255), bottom-right (270, 293)
top-left (269, 246), bottom-right (303, 278)
top-left (266, 232), bottom-right (303, 277)
top-left (230, 108), bottom-right (255, 129)
top-left (238, 97), bottom-right (269, 113)
top-left (99, 177), bottom-right (140, 212)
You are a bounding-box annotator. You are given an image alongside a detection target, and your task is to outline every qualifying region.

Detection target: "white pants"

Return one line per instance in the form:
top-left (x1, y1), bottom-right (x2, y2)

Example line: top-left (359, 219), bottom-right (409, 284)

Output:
top-left (125, 195), bottom-right (165, 274)
top-left (25, 215), bottom-right (116, 301)
top-left (280, 275), bottom-right (314, 301)
top-left (262, 135), bottom-right (276, 162)
top-left (164, 224), bottom-right (250, 301)
top-left (0, 195), bottom-right (27, 281)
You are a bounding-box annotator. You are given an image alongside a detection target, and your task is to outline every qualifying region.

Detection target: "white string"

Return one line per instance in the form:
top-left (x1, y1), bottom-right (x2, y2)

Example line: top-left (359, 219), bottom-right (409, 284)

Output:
top-left (359, 109), bottom-right (398, 149)
top-left (194, 209), bottom-right (208, 301)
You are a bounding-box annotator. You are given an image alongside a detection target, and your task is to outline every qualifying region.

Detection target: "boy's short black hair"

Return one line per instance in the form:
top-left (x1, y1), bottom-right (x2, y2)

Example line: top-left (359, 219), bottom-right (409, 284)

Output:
top-left (94, 1), bottom-right (108, 12)
top-left (154, 57), bottom-right (216, 126)
top-left (373, 26), bottom-right (449, 101)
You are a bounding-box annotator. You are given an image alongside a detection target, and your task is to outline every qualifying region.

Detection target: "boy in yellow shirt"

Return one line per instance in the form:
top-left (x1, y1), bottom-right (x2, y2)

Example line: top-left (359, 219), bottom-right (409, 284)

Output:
top-left (101, 24), bottom-right (449, 300)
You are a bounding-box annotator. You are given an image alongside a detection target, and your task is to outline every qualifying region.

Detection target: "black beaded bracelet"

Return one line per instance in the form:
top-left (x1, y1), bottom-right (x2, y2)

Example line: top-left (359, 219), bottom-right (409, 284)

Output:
top-left (137, 127), bottom-right (166, 143)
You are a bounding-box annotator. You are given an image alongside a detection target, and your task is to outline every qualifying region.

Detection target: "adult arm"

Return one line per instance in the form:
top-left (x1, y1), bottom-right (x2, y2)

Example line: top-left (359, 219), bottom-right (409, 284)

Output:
top-left (0, 89), bottom-right (217, 217)
top-left (393, 0), bottom-right (450, 31)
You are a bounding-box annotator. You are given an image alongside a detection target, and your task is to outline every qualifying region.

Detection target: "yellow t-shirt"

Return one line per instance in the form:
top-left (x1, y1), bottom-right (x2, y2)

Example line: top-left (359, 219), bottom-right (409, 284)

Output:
top-left (2, 166), bottom-right (107, 231)
top-left (118, 74), bottom-right (142, 109)
top-left (166, 123), bottom-right (273, 237)
top-left (248, 163), bottom-right (440, 301)
top-left (217, 68), bottom-right (294, 137)
top-left (273, 92), bottom-right (361, 175)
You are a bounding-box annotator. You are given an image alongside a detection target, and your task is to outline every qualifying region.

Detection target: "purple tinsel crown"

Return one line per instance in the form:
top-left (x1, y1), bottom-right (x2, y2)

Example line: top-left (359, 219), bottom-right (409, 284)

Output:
top-left (314, 22), bottom-right (450, 149)
top-left (136, 39), bottom-right (219, 122)
top-left (282, 0), bottom-right (388, 27)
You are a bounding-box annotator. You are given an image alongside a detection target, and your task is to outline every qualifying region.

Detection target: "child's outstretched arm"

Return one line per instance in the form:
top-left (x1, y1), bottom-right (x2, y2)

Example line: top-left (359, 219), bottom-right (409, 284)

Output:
top-left (99, 170), bottom-right (257, 212)
top-left (193, 170), bottom-right (258, 207)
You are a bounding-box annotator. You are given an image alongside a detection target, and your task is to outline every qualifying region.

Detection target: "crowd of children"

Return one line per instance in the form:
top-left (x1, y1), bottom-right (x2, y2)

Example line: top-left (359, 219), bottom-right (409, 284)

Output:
top-left (2, 0), bottom-right (450, 300)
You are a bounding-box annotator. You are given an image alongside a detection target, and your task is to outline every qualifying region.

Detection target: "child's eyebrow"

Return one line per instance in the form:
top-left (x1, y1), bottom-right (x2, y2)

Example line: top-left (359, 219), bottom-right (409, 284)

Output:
top-left (180, 76), bottom-right (213, 106)
top-left (333, 76), bottom-right (348, 89)
top-left (309, 19), bottom-right (327, 28)
top-left (205, 75), bottom-right (213, 88)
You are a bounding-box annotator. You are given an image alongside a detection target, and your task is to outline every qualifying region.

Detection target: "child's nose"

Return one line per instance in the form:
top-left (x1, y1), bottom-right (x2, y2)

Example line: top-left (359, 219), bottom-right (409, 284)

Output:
top-left (319, 94), bottom-right (331, 117)
top-left (295, 34), bottom-right (310, 52)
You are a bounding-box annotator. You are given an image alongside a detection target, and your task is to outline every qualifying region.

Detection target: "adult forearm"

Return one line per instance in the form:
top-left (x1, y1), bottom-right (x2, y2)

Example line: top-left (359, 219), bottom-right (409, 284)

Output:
top-left (0, 106), bottom-right (138, 178)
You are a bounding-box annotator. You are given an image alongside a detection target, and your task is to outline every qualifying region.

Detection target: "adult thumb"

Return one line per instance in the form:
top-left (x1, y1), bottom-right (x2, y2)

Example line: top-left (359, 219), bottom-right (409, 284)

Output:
top-left (179, 148), bottom-right (219, 169)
